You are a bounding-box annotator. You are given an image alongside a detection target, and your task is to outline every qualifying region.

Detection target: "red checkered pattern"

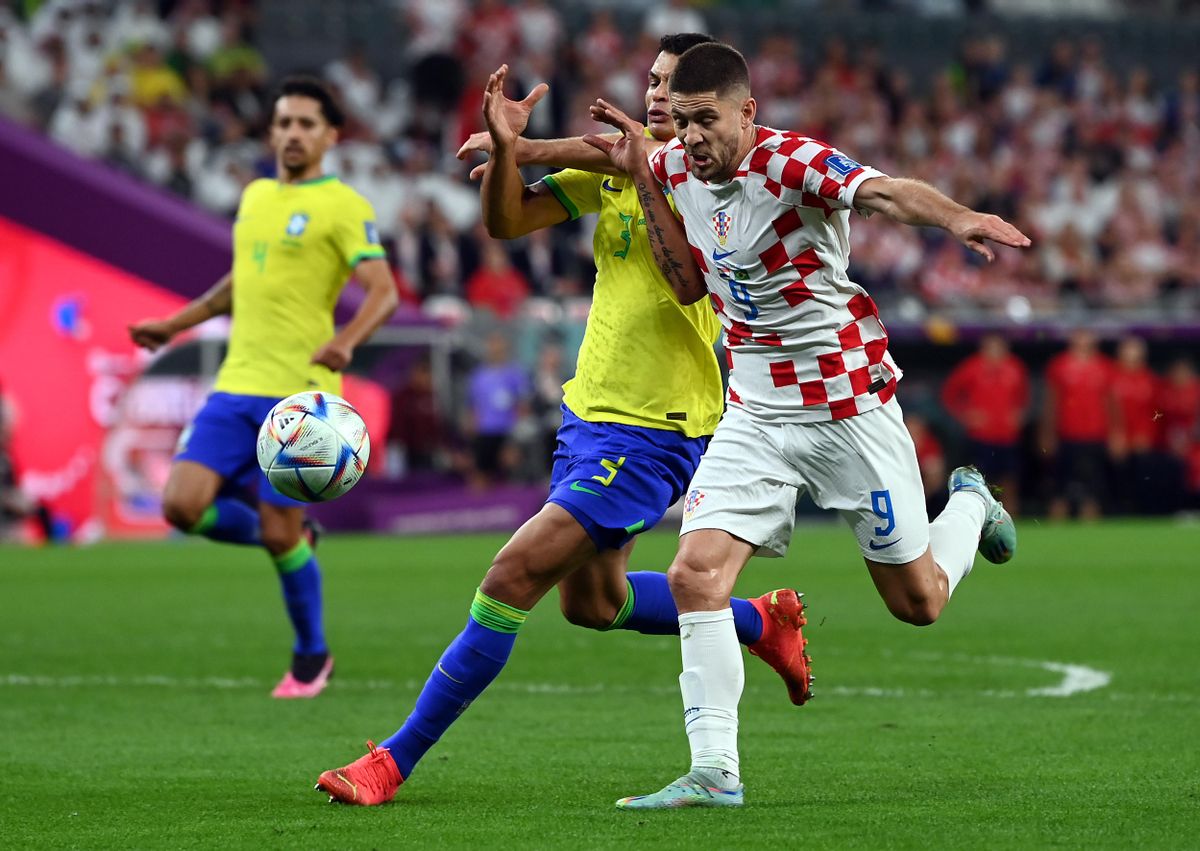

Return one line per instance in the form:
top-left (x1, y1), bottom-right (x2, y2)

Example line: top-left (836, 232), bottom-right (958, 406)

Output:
top-left (650, 127), bottom-right (901, 423)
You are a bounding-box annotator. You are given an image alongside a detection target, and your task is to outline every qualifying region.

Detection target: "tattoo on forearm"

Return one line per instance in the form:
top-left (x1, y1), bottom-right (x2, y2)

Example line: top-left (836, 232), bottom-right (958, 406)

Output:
top-left (637, 180), bottom-right (694, 296)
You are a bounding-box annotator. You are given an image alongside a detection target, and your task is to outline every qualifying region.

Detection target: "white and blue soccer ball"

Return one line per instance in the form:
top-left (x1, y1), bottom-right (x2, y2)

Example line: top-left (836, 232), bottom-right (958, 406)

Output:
top-left (256, 391), bottom-right (370, 502)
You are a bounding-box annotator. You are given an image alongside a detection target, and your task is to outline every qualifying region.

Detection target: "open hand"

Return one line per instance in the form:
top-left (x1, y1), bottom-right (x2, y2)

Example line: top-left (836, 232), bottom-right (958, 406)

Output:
top-left (950, 212), bottom-right (1032, 262)
top-left (474, 64), bottom-right (549, 153)
top-left (583, 98), bottom-right (649, 176)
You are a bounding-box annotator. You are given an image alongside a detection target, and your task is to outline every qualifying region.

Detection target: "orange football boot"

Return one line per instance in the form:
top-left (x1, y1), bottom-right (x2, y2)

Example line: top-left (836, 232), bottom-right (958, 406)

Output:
top-left (747, 589), bottom-right (813, 705)
top-left (316, 741), bottom-right (404, 806)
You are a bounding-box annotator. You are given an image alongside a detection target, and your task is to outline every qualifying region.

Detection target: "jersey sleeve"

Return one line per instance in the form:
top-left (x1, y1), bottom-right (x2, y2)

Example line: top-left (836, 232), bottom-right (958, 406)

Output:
top-left (767, 137), bottom-right (886, 215)
top-left (539, 169), bottom-right (605, 220)
top-left (649, 138), bottom-right (688, 194)
top-left (333, 191), bottom-right (387, 268)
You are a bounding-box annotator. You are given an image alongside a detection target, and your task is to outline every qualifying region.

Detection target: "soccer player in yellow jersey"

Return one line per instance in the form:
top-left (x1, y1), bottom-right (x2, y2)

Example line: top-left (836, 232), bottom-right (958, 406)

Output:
top-left (316, 36), bottom-right (810, 807)
top-left (129, 77), bottom-right (398, 698)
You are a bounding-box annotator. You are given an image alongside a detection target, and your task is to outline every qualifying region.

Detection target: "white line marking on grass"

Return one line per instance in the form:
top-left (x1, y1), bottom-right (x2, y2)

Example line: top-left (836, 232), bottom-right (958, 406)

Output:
top-left (0, 660), bottom-right (1120, 700)
top-left (901, 652), bottom-right (1113, 698)
top-left (1026, 662), bottom-right (1112, 697)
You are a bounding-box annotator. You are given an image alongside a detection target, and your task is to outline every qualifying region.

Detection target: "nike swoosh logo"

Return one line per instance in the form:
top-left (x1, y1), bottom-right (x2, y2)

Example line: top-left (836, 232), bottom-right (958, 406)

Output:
top-left (437, 663), bottom-right (464, 684)
top-left (335, 772), bottom-right (358, 800)
top-left (712, 248), bottom-right (737, 261)
top-left (868, 538), bottom-right (902, 551)
top-left (570, 481), bottom-right (602, 497)
top-left (601, 179), bottom-right (621, 193)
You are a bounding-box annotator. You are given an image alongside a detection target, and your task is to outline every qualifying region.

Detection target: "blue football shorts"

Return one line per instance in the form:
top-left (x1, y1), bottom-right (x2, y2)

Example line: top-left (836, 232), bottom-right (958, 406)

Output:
top-left (546, 405), bottom-right (708, 551)
top-left (176, 391), bottom-right (305, 508)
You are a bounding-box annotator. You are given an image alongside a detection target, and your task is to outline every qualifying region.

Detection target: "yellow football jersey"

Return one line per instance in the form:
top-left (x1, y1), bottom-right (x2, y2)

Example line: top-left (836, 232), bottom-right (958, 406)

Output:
top-left (214, 176), bottom-right (386, 397)
top-left (541, 169), bottom-right (723, 437)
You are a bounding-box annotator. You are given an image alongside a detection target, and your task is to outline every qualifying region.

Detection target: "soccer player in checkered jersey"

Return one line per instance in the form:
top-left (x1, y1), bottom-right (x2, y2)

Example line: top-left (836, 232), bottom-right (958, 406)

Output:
top-left (315, 36), bottom-right (814, 808)
top-left (586, 42), bottom-right (1030, 808)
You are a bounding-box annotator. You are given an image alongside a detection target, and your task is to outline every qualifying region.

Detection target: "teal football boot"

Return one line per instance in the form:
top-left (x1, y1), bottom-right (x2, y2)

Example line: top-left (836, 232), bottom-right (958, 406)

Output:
top-left (948, 465), bottom-right (1016, 564)
top-left (616, 774), bottom-right (744, 810)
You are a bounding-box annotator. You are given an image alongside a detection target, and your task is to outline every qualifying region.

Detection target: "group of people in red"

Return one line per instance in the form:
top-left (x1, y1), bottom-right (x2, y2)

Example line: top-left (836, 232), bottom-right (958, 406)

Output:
top-left (934, 331), bottom-right (1200, 518)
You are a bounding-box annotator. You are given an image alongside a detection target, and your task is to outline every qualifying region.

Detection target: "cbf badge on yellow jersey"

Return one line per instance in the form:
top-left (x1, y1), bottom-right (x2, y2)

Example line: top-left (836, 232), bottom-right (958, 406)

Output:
top-left (286, 212), bottom-right (310, 237)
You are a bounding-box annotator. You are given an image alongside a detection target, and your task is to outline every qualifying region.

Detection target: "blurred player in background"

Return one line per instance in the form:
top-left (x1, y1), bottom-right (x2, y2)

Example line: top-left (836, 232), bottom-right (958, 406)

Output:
top-left (1040, 329), bottom-right (1113, 520)
top-left (128, 76), bottom-right (398, 698)
top-left (587, 41), bottom-right (1028, 808)
top-left (942, 334), bottom-right (1030, 514)
top-left (315, 35), bottom-right (812, 807)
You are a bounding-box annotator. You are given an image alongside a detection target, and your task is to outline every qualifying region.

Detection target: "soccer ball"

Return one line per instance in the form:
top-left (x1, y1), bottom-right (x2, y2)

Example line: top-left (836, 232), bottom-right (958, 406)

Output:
top-left (256, 391), bottom-right (371, 502)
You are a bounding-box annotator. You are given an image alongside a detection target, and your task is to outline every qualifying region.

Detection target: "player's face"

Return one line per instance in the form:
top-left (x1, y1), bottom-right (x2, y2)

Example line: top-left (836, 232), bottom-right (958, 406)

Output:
top-left (270, 95), bottom-right (337, 177)
top-left (645, 51), bottom-right (680, 142)
top-left (670, 90), bottom-right (756, 182)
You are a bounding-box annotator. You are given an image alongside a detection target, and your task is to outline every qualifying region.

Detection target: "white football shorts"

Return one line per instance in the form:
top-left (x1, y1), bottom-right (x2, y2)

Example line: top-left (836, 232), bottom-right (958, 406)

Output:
top-left (680, 399), bottom-right (929, 564)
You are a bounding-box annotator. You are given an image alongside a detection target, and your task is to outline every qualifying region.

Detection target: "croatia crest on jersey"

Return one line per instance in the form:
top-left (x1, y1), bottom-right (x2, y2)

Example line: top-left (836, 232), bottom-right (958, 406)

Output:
top-left (712, 210), bottom-right (733, 246)
top-left (683, 488), bottom-right (706, 520)
top-left (286, 213), bottom-right (310, 237)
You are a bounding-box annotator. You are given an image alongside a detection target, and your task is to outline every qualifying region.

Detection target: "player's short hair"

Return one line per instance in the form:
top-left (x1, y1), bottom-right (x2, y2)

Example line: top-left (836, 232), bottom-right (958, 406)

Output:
top-left (272, 75), bottom-right (345, 128)
top-left (670, 42), bottom-right (751, 99)
top-left (658, 32), bottom-right (715, 57)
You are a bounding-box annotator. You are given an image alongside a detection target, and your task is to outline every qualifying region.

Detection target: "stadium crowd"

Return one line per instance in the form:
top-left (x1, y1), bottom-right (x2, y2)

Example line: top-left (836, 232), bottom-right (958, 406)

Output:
top-left (1, 0), bottom-right (1199, 519)
top-left (2, 0), bottom-right (1199, 316)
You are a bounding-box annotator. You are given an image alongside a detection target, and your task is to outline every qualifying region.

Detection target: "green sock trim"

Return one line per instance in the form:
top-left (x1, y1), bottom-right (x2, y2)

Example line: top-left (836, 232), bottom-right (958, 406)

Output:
top-left (273, 539), bottom-right (313, 573)
top-left (469, 588), bottom-right (529, 634)
top-left (189, 505), bottom-right (218, 535)
top-left (603, 580), bottom-right (636, 631)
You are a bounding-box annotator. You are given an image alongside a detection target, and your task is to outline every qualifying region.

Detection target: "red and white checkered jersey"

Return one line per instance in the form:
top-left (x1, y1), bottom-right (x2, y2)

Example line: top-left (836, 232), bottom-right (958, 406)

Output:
top-left (650, 125), bottom-right (903, 423)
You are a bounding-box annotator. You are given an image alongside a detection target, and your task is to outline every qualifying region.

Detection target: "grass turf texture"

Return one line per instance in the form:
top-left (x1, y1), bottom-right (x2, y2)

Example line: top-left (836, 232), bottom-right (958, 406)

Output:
top-left (2, 522), bottom-right (1198, 849)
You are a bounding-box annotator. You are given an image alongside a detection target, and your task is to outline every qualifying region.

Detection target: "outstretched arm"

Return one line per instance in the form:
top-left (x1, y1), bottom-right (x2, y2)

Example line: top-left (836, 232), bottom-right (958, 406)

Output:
top-left (585, 98), bottom-right (707, 306)
top-left (128, 272), bottom-right (232, 351)
top-left (854, 177), bottom-right (1031, 261)
top-left (460, 134), bottom-right (623, 180)
top-left (310, 258), bottom-right (399, 371)
top-left (455, 69), bottom-right (621, 178)
top-left (478, 65), bottom-right (571, 239)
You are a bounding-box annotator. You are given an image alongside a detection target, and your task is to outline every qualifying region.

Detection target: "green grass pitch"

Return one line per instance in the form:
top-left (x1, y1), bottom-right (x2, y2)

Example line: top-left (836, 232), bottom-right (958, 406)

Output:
top-left (2, 521), bottom-right (1198, 848)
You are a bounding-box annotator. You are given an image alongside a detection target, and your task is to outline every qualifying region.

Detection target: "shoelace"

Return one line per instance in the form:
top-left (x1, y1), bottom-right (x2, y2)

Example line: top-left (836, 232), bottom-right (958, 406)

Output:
top-left (355, 741), bottom-right (397, 791)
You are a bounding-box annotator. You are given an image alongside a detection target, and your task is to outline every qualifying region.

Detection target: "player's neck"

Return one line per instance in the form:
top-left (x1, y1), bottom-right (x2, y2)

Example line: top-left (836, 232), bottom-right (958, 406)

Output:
top-left (277, 162), bottom-right (326, 185)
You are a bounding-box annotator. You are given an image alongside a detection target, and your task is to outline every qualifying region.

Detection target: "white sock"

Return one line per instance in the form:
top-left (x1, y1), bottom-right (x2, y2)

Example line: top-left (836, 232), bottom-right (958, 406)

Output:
top-left (677, 608), bottom-right (743, 789)
top-left (928, 491), bottom-right (988, 597)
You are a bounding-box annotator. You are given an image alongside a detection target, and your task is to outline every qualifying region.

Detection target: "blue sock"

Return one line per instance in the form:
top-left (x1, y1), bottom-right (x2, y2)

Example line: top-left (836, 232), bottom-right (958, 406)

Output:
top-left (382, 590), bottom-right (528, 779)
top-left (189, 498), bottom-right (261, 546)
top-left (611, 571), bottom-right (763, 645)
top-left (274, 540), bottom-right (326, 655)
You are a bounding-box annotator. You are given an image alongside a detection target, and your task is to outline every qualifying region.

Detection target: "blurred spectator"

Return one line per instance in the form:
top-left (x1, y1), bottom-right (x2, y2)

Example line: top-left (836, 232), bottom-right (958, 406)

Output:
top-left (128, 42), bottom-right (187, 108)
top-left (466, 239), bottom-right (531, 319)
top-left (1041, 330), bottom-right (1114, 519)
top-left (1158, 359), bottom-right (1200, 458)
top-left (520, 338), bottom-right (566, 478)
top-left (1108, 337), bottom-right (1163, 512)
top-left (386, 356), bottom-right (449, 477)
top-left (905, 413), bottom-right (947, 512)
top-left (642, 0), bottom-right (707, 39)
top-left (941, 334), bottom-right (1030, 513)
top-left (514, 0), bottom-right (563, 56)
top-left (324, 42), bottom-right (383, 138)
top-left (465, 332), bottom-right (530, 488)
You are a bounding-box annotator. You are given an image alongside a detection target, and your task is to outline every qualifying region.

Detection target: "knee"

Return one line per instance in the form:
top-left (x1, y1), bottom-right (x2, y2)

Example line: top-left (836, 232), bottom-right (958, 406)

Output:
top-left (667, 553), bottom-right (730, 604)
top-left (162, 494), bottom-right (205, 533)
top-left (885, 593), bottom-right (943, 627)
